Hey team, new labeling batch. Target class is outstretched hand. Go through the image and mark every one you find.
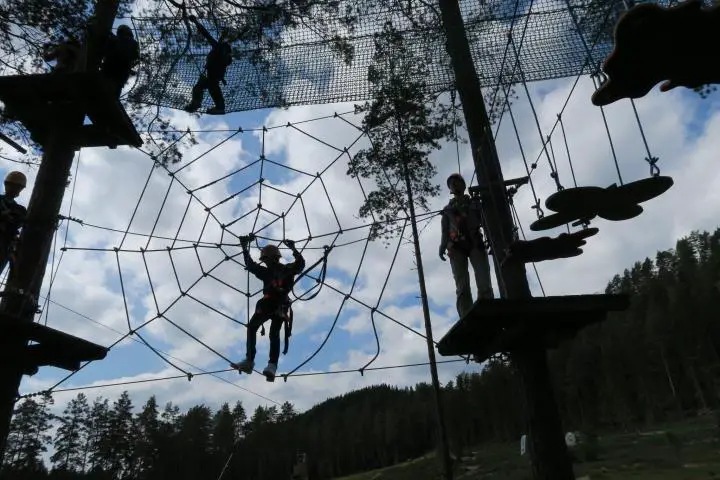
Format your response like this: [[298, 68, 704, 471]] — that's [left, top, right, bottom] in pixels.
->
[[283, 239, 296, 250], [439, 245, 446, 262], [239, 233, 255, 248]]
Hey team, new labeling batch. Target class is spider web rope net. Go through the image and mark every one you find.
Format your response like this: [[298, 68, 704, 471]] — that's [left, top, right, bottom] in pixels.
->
[[19, 108, 477, 399]]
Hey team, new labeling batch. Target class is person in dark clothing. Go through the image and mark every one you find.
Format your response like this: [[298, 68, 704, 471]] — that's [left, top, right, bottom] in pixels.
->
[[183, 15, 235, 115], [43, 37, 81, 73], [439, 173, 494, 318], [233, 236, 305, 381], [101, 24, 140, 98], [0, 171, 27, 277]]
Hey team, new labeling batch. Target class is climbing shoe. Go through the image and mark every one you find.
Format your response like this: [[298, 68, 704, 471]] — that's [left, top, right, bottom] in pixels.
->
[[232, 358, 254, 374], [206, 106, 225, 115], [262, 362, 277, 382]]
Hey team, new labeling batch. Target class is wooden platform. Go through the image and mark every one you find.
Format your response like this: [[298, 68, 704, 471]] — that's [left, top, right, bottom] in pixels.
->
[[0, 71, 142, 149], [437, 294, 630, 362], [1, 320, 108, 375]]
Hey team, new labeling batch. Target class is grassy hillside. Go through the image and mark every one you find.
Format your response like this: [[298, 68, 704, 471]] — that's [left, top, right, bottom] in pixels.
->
[[335, 415, 720, 479]]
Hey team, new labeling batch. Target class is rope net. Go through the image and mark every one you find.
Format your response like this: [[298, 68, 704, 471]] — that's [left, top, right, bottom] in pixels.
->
[[128, 0, 634, 113], [21, 108, 479, 399]]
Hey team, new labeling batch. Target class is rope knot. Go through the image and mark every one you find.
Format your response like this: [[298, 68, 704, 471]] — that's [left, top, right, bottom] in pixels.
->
[[645, 156, 660, 176], [531, 199, 544, 219]]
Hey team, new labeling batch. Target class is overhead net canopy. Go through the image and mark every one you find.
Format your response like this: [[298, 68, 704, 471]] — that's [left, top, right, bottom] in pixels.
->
[[128, 0, 659, 113]]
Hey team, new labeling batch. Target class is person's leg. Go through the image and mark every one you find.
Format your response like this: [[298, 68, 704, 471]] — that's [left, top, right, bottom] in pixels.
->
[[234, 304, 267, 373], [262, 316, 284, 380], [206, 76, 225, 113], [185, 75, 208, 112], [268, 316, 283, 365], [449, 251, 473, 318], [469, 246, 494, 300], [245, 313, 264, 362]]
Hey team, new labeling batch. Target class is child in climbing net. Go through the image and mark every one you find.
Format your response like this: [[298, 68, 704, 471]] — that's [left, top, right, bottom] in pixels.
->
[[232, 235, 305, 381]]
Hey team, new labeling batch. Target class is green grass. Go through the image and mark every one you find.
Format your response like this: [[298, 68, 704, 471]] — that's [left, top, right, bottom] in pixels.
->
[[334, 416, 720, 479]]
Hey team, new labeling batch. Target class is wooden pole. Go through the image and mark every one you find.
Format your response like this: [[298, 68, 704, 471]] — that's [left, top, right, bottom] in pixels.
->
[[0, 0, 120, 459], [436, 0, 574, 478]]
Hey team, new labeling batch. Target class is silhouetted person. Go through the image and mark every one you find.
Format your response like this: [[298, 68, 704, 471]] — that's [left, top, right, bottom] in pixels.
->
[[232, 237, 305, 381], [101, 24, 140, 98], [0, 171, 27, 277], [184, 15, 235, 115], [439, 173, 494, 318]]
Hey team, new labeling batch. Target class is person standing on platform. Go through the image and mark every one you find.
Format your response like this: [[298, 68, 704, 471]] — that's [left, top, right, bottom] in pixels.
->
[[0, 171, 27, 277], [100, 24, 140, 98], [439, 173, 494, 318]]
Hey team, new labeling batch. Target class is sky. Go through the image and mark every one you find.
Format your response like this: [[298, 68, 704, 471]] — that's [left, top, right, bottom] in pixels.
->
[[1, 0, 719, 434]]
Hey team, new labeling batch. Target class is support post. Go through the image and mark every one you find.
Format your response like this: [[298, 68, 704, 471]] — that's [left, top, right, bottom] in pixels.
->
[[437, 1, 574, 478], [0, 0, 120, 460], [388, 76, 454, 477], [400, 139, 454, 480]]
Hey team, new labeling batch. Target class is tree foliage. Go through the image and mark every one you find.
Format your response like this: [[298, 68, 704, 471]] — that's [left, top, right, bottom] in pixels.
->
[[347, 21, 461, 242], [0, 0, 351, 167]]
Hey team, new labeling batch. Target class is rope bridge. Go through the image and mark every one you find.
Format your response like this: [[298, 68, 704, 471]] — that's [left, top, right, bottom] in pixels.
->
[[128, 0, 638, 113]]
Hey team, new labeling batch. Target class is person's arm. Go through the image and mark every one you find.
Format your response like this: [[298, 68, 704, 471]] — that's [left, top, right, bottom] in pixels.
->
[[283, 239, 305, 274], [188, 15, 218, 47], [240, 236, 267, 279], [439, 210, 449, 260]]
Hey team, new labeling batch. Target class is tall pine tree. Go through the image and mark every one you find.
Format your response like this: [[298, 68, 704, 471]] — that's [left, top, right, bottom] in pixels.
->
[[50, 393, 90, 473]]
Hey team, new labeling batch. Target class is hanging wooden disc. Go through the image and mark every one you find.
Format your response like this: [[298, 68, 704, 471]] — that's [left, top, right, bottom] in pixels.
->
[[544, 186, 606, 214], [614, 176, 674, 204], [598, 202, 643, 221], [530, 210, 594, 232], [569, 227, 600, 241], [561, 248, 584, 259]]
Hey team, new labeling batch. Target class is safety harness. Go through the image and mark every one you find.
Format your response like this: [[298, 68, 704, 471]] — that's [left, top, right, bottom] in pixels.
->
[[445, 196, 482, 255], [258, 245, 333, 355]]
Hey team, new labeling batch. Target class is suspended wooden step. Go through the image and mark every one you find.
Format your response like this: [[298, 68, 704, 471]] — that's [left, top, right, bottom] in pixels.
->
[[506, 228, 599, 263], [1, 320, 107, 376], [530, 176, 673, 231], [0, 71, 142, 149], [593, 0, 720, 106], [436, 294, 629, 362], [468, 175, 530, 196]]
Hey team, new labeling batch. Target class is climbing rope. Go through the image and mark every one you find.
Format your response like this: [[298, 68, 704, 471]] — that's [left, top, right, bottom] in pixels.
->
[[591, 73, 624, 185]]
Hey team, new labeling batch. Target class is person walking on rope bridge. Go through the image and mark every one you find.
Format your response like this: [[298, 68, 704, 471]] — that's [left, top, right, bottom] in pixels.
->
[[183, 15, 236, 115], [0, 171, 27, 277], [233, 235, 305, 381], [100, 24, 140, 98], [439, 173, 494, 318]]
